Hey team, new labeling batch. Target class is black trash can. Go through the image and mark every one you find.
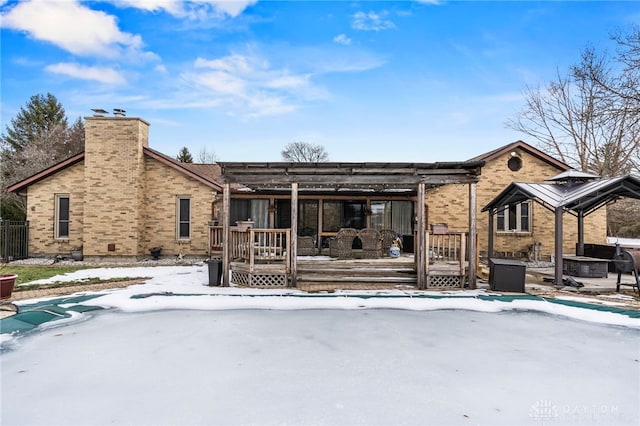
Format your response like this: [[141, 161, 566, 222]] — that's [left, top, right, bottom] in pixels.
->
[[206, 259, 223, 286], [489, 258, 526, 293]]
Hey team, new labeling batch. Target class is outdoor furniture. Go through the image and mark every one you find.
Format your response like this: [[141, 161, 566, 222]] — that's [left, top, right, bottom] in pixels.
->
[[379, 229, 396, 257], [298, 235, 317, 256], [358, 228, 383, 258], [329, 228, 358, 259]]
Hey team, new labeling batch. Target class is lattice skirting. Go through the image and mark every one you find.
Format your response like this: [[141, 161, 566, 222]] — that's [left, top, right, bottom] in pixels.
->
[[427, 275, 464, 288], [231, 271, 289, 288]]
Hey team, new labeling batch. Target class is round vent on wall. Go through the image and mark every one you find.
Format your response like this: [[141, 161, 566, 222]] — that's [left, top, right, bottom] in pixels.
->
[[508, 156, 522, 172]]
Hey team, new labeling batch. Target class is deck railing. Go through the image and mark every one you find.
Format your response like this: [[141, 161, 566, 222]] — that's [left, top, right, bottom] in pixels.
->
[[427, 232, 466, 262], [425, 232, 468, 288], [208, 224, 223, 258], [209, 225, 291, 264]]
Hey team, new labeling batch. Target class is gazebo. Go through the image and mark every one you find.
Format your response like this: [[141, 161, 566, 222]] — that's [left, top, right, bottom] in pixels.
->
[[483, 172, 640, 285]]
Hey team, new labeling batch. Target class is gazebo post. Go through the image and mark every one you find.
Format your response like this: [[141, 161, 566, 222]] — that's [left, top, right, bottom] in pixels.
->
[[222, 182, 230, 287], [577, 210, 585, 256], [290, 182, 298, 287], [468, 182, 477, 289], [487, 208, 494, 262], [554, 207, 563, 286]]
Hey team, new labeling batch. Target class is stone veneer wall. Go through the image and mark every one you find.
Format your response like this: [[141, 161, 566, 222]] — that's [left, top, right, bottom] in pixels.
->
[[26, 162, 85, 256], [83, 117, 148, 256], [426, 150, 607, 258], [140, 158, 213, 256]]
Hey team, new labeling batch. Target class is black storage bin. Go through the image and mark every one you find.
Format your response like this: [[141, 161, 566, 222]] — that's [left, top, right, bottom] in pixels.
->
[[206, 259, 223, 286], [489, 258, 526, 293]]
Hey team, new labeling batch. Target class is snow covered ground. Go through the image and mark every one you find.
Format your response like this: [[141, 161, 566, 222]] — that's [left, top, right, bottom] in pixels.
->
[[1, 264, 639, 425]]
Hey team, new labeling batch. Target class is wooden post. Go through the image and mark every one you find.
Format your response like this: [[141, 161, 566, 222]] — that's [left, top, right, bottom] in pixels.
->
[[290, 182, 298, 287], [416, 182, 426, 289], [554, 207, 563, 286], [222, 183, 230, 287], [467, 182, 477, 289]]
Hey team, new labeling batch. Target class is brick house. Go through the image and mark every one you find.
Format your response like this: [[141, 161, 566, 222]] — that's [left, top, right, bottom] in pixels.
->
[[7, 116, 221, 259], [6, 116, 606, 263], [427, 141, 607, 259]]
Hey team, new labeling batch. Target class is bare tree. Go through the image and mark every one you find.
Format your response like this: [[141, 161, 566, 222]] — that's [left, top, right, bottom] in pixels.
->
[[198, 147, 218, 163], [507, 62, 638, 177], [507, 28, 640, 236], [281, 141, 329, 162]]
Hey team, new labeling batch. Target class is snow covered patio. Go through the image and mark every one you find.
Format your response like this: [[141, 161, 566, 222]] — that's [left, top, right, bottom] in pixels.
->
[[1, 264, 639, 425]]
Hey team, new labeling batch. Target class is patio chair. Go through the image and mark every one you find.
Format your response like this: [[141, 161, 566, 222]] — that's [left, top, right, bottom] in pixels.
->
[[297, 235, 317, 256], [329, 228, 358, 259], [379, 229, 397, 257], [358, 228, 383, 259]]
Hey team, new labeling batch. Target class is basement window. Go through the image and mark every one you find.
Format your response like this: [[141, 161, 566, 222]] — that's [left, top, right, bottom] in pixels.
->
[[177, 196, 191, 240], [55, 194, 70, 239]]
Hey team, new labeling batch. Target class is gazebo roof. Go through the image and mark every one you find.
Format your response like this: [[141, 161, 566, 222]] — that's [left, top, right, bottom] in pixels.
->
[[218, 161, 485, 193], [482, 174, 640, 216]]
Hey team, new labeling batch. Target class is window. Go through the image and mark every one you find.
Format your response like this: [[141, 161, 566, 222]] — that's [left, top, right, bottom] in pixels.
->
[[177, 197, 191, 239], [370, 200, 413, 235], [496, 202, 531, 232], [231, 199, 269, 228], [55, 194, 70, 239]]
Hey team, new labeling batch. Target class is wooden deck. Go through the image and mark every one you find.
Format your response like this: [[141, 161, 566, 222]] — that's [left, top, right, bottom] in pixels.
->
[[213, 225, 469, 289], [297, 256, 418, 289]]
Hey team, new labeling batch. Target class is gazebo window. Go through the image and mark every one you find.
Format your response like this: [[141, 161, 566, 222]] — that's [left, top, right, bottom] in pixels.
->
[[497, 201, 530, 232]]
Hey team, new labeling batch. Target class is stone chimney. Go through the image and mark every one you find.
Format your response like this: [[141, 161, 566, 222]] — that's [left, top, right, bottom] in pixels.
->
[[83, 116, 150, 257]]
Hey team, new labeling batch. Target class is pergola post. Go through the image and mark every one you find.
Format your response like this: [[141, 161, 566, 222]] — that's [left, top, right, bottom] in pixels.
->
[[554, 207, 563, 286], [290, 182, 298, 287], [222, 182, 230, 287], [468, 183, 477, 289], [577, 210, 585, 256], [416, 182, 426, 289]]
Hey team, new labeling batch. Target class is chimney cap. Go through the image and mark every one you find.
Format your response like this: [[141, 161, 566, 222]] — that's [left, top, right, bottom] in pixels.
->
[[91, 108, 108, 117], [113, 108, 126, 117]]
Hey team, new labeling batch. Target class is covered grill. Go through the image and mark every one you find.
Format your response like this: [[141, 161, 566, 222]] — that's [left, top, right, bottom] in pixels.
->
[[613, 245, 640, 294]]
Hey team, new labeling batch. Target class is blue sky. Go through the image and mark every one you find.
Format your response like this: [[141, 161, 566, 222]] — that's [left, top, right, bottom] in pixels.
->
[[1, 1, 638, 162]]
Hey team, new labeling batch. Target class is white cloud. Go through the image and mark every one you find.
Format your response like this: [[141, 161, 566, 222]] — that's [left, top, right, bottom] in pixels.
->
[[112, 0, 257, 19], [1, 0, 155, 60], [45, 63, 127, 85], [180, 52, 322, 117], [352, 11, 396, 32], [333, 34, 352, 45]]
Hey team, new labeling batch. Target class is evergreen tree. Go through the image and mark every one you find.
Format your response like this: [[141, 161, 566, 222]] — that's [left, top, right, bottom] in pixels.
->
[[2, 93, 68, 152], [176, 147, 194, 163], [0, 93, 84, 220]]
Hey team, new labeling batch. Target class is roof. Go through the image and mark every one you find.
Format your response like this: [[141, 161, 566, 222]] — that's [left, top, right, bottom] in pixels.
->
[[218, 161, 485, 193], [482, 174, 640, 216], [6, 148, 222, 194], [5, 152, 85, 194], [143, 147, 221, 190], [469, 140, 570, 171]]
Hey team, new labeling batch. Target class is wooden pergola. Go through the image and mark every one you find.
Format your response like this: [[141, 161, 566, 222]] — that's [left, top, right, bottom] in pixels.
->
[[218, 161, 484, 289]]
